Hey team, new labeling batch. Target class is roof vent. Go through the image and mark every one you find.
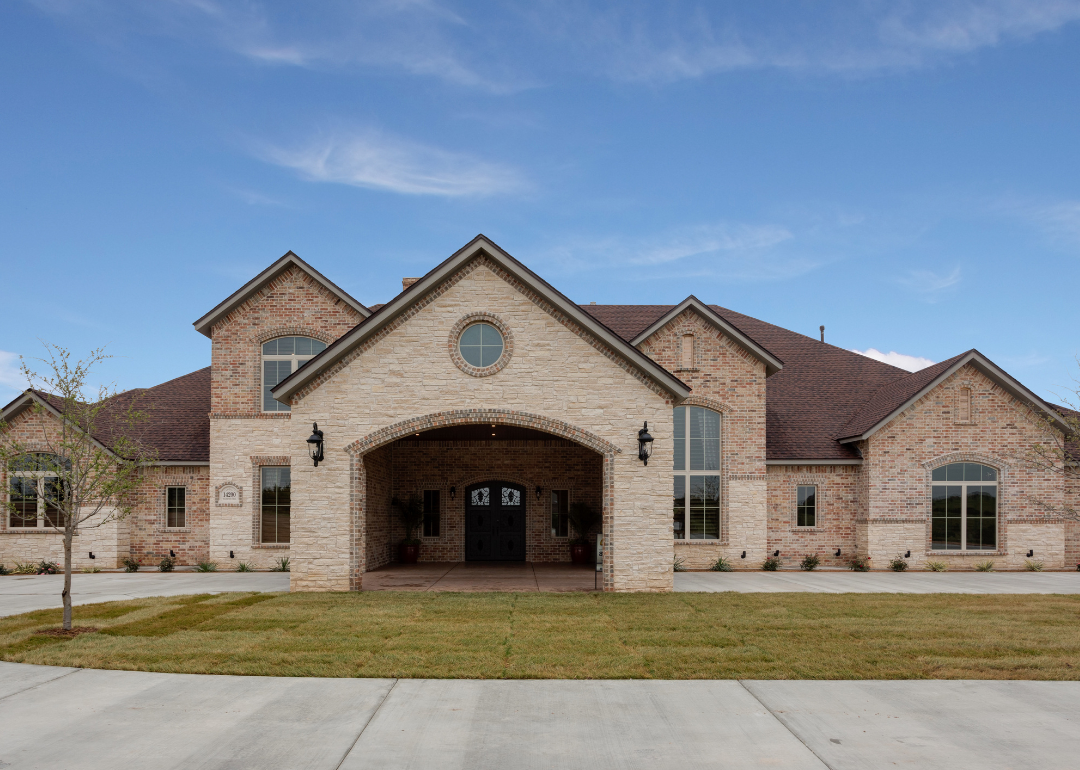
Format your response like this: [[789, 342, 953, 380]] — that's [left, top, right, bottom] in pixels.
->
[[402, 278, 420, 291], [589, 301, 597, 305], [819, 325, 825, 343]]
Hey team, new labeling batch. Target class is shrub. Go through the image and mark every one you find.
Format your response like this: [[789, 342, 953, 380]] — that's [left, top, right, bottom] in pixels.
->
[[800, 554, 820, 571], [889, 555, 908, 572], [710, 556, 733, 572], [122, 557, 140, 573], [270, 557, 290, 573], [196, 560, 218, 573], [13, 562, 37, 575], [80, 566, 101, 573], [974, 560, 995, 572], [761, 556, 781, 571], [673, 555, 686, 572], [1025, 559, 1044, 572], [37, 560, 61, 575], [848, 555, 871, 572], [926, 560, 947, 572], [158, 556, 175, 572], [236, 561, 255, 572], [0, 564, 10, 576]]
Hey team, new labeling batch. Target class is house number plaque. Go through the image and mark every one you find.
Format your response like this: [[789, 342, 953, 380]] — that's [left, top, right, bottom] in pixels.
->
[[217, 484, 242, 507]]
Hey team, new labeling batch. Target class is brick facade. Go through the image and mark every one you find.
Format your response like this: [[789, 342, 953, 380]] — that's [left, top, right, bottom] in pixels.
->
[[3, 242, 1074, 582]]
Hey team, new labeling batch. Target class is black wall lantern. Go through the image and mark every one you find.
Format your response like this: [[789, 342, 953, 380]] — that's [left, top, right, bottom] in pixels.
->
[[307, 422, 325, 467], [450, 486, 456, 500], [637, 422, 654, 465], [535, 485, 542, 500]]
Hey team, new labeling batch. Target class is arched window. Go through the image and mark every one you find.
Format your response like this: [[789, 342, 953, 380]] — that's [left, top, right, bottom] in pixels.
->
[[262, 337, 327, 412], [931, 462, 997, 551], [672, 406, 721, 540], [7, 453, 70, 529]]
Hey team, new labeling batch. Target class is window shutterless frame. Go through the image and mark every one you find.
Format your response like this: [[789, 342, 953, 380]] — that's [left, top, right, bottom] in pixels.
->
[[6, 454, 69, 528], [423, 490, 441, 538], [551, 489, 569, 538], [931, 462, 998, 551], [672, 406, 721, 540], [261, 337, 327, 412], [260, 467, 291, 544], [166, 486, 187, 529], [796, 485, 817, 528]]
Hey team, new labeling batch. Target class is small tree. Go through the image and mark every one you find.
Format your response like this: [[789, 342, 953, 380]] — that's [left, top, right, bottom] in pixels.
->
[[0, 344, 153, 630], [1016, 363, 1080, 522]]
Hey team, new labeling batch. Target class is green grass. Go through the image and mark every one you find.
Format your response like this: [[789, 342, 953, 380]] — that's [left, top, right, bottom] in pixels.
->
[[2, 592, 1079, 680]]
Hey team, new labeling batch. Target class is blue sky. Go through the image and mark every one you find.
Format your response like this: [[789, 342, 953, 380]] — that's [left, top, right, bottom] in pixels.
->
[[2, 1, 1079, 405]]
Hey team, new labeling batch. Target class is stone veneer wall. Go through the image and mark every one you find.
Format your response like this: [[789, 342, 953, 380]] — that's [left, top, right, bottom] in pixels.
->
[[378, 438, 603, 564], [288, 257, 674, 592], [638, 308, 770, 569], [764, 464, 860, 569], [128, 465, 210, 567], [863, 364, 1067, 569]]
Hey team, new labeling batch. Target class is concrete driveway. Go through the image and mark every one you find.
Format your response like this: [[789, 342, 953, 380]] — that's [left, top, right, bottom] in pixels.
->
[[675, 570, 1080, 593], [1, 662, 1077, 769], [0, 572, 290, 617]]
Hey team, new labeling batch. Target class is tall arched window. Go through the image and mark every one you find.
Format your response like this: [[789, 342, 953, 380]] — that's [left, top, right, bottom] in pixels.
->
[[673, 406, 721, 540], [931, 462, 997, 551], [262, 337, 327, 412], [7, 453, 70, 528]]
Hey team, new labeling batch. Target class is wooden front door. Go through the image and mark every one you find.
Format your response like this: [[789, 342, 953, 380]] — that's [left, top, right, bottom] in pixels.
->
[[465, 482, 526, 561]]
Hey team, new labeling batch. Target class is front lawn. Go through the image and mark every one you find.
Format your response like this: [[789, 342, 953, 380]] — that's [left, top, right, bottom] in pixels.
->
[[2, 591, 1078, 679]]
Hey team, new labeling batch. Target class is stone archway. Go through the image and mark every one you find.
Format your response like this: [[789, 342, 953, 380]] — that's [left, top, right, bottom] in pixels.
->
[[345, 409, 620, 590]]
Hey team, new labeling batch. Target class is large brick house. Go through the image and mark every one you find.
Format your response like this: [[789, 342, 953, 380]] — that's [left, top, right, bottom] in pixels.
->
[[2, 235, 1076, 590]]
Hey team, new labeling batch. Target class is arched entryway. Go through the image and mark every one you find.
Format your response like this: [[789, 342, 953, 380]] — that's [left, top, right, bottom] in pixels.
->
[[465, 481, 526, 561]]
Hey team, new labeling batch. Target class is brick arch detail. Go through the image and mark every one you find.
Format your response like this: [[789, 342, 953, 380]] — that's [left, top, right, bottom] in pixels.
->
[[678, 395, 734, 414], [921, 452, 1009, 472], [345, 409, 620, 591], [251, 326, 337, 346]]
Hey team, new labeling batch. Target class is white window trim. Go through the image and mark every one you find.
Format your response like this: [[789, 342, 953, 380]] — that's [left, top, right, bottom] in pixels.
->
[[673, 406, 722, 541]]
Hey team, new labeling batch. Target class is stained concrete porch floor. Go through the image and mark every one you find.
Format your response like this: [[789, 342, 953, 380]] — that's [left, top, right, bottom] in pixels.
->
[[361, 561, 601, 592]]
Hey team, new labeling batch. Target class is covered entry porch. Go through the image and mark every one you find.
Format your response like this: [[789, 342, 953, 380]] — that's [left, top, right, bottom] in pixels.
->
[[363, 561, 600, 592]]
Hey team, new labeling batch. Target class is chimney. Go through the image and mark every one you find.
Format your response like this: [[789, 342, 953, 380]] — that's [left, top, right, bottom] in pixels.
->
[[402, 278, 420, 292], [819, 325, 825, 343]]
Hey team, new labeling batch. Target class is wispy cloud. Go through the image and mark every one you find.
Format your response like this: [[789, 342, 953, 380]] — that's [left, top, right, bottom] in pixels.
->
[[540, 221, 821, 282], [1028, 200, 1080, 246], [256, 130, 525, 197], [852, 348, 936, 372], [898, 266, 962, 300], [530, 0, 1080, 82]]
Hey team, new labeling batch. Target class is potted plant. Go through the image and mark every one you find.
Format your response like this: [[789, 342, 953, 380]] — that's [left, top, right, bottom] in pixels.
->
[[392, 494, 424, 564], [567, 501, 598, 565]]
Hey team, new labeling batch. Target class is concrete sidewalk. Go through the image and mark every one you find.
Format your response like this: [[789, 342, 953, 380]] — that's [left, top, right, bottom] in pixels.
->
[[0, 572, 290, 617], [0, 662, 1077, 769], [675, 570, 1080, 593]]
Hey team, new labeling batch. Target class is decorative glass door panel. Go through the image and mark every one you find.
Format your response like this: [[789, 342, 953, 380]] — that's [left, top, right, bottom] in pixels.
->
[[465, 482, 526, 561]]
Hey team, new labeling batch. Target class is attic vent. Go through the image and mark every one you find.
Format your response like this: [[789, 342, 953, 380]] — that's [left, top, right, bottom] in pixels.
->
[[402, 277, 420, 291], [681, 335, 694, 369], [958, 387, 972, 423]]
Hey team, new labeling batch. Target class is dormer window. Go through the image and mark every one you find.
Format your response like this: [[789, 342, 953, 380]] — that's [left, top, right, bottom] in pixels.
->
[[262, 336, 327, 412]]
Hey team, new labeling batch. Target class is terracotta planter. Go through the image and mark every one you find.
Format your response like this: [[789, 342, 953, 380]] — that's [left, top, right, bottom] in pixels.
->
[[399, 543, 420, 564], [570, 543, 589, 565]]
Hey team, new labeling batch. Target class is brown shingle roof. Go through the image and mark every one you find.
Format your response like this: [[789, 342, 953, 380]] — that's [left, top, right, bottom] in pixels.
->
[[13, 368, 211, 463], [583, 304, 915, 461]]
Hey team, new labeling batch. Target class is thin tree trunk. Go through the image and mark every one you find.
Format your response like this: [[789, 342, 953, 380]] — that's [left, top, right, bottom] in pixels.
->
[[62, 530, 73, 631]]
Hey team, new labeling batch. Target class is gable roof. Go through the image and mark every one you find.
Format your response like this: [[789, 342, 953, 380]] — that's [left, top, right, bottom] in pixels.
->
[[1, 368, 211, 464], [629, 295, 783, 376], [272, 235, 692, 403], [835, 349, 1070, 443], [192, 251, 370, 338], [584, 304, 919, 461]]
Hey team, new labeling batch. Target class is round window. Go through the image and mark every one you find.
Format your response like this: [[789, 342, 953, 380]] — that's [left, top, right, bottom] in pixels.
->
[[458, 322, 504, 368]]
